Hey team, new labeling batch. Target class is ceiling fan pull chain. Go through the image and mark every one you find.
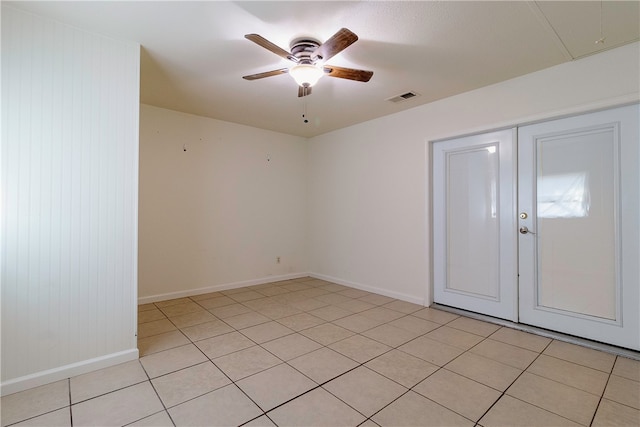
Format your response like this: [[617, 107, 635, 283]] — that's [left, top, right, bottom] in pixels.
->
[[302, 99, 309, 124], [595, 0, 606, 44]]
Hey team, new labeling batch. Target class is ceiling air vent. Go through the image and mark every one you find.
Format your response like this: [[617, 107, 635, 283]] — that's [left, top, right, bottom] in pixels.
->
[[386, 91, 419, 103]]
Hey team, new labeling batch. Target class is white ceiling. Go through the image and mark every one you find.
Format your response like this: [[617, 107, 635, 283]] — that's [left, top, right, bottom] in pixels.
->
[[7, 1, 639, 138]]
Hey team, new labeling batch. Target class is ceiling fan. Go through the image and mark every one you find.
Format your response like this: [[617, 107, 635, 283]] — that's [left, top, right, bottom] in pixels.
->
[[242, 28, 373, 97]]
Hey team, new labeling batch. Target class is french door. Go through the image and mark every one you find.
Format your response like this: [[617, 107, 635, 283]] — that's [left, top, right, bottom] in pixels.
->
[[432, 129, 518, 321], [518, 104, 639, 350], [433, 104, 639, 350]]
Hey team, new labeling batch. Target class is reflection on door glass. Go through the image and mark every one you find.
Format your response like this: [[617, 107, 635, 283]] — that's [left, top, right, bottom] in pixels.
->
[[538, 172, 590, 218]]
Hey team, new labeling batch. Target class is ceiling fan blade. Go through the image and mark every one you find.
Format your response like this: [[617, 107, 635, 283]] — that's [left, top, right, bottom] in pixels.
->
[[312, 28, 358, 63], [245, 34, 298, 63], [242, 68, 289, 80], [298, 86, 312, 97], [323, 65, 373, 82]]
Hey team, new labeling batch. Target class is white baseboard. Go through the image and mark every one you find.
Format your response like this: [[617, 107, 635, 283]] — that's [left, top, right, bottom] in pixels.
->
[[1, 348, 139, 397], [138, 272, 310, 304], [138, 272, 425, 307], [309, 272, 426, 306]]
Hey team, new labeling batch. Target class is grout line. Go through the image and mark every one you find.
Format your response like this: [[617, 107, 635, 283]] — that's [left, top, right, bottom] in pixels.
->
[[169, 335, 270, 420], [406, 341, 491, 424], [474, 332, 614, 425], [588, 357, 616, 427], [3, 406, 70, 427], [501, 394, 587, 426], [472, 337, 552, 424], [67, 378, 73, 427], [66, 378, 151, 406], [123, 409, 175, 427]]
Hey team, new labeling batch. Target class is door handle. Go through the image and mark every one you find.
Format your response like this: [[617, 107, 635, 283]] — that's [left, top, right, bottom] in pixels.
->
[[519, 226, 536, 235]]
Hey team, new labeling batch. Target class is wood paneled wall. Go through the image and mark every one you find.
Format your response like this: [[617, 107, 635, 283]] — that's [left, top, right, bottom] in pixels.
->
[[1, 6, 140, 395]]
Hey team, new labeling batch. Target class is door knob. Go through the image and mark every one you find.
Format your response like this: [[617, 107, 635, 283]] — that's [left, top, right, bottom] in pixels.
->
[[519, 226, 535, 235]]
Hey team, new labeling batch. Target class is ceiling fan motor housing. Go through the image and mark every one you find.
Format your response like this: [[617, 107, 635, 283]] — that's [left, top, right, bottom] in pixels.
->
[[290, 38, 322, 64]]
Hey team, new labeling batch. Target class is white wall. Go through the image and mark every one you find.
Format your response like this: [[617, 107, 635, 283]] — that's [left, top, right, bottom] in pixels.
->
[[307, 42, 640, 305], [138, 105, 308, 301], [138, 43, 639, 306], [1, 6, 140, 395]]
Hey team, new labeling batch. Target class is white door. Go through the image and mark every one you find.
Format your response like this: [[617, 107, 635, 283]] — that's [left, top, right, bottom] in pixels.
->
[[433, 129, 518, 321], [518, 104, 639, 350]]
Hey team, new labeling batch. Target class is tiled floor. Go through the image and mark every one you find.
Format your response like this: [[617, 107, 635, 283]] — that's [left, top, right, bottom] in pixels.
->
[[2, 277, 639, 426]]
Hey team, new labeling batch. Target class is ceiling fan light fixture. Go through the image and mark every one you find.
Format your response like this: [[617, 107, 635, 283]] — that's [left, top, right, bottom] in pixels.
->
[[289, 64, 324, 87]]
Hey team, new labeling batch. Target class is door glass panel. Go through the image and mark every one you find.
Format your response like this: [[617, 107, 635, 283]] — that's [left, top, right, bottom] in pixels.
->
[[446, 144, 499, 299], [536, 128, 617, 320]]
